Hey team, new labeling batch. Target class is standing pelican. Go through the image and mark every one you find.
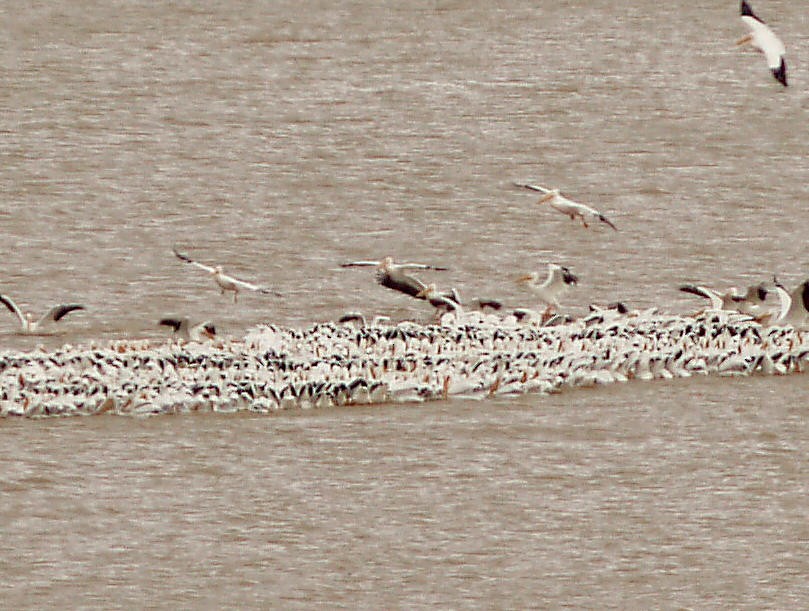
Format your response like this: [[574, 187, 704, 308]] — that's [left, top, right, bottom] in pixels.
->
[[737, 0, 787, 86], [340, 256, 448, 299], [517, 263, 578, 312], [173, 246, 282, 303], [0, 294, 84, 334], [514, 183, 617, 230]]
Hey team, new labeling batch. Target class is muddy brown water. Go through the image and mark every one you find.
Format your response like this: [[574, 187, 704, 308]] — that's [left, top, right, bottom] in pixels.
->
[[2, 0, 808, 607]]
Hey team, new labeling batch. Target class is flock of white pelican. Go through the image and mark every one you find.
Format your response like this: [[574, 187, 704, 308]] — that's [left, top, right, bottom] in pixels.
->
[[0, 239, 807, 418], [0, 1, 797, 418], [2, 306, 807, 418]]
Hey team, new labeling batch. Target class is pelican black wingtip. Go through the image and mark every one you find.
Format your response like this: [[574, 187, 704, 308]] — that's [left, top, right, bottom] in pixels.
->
[[772, 59, 788, 87], [740, 0, 756, 19]]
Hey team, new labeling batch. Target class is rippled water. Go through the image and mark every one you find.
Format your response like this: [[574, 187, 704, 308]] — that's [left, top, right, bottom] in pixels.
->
[[2, 0, 808, 607]]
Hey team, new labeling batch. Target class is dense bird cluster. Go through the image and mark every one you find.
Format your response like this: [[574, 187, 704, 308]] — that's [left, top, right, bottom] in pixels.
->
[[2, 307, 807, 418]]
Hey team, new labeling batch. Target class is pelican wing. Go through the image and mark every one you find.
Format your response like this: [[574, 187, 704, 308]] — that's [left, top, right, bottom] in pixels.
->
[[258, 287, 283, 297], [0, 294, 25, 326], [679, 285, 723, 310], [159, 318, 185, 332], [513, 182, 552, 194], [173, 246, 216, 273], [799, 282, 809, 313], [229, 276, 280, 296], [41, 303, 84, 324], [338, 312, 367, 326], [475, 298, 503, 311], [771, 283, 792, 323], [340, 260, 447, 271], [378, 271, 426, 298], [744, 16, 786, 65], [785, 281, 809, 322], [597, 213, 618, 231], [397, 263, 450, 271], [340, 260, 381, 268], [222, 273, 263, 292]]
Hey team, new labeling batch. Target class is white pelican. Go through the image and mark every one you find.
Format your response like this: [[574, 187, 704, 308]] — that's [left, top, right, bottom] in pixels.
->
[[517, 263, 578, 312], [173, 246, 282, 303], [737, 0, 787, 86], [159, 317, 217, 341], [514, 183, 617, 230], [340, 256, 448, 300], [679, 283, 768, 315], [0, 294, 85, 334]]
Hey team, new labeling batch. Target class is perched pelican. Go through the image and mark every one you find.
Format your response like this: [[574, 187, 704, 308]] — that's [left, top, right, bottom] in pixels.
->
[[0, 294, 84, 334], [173, 246, 282, 303], [770, 277, 809, 327], [737, 0, 787, 86], [517, 263, 578, 312], [159, 317, 217, 341], [340, 256, 448, 300], [514, 183, 617, 230], [679, 283, 768, 315]]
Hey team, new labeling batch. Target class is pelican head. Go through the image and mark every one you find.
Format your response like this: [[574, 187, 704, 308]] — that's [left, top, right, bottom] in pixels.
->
[[379, 257, 394, 271], [516, 273, 536, 285], [200, 323, 217, 339], [212, 265, 223, 275], [753, 284, 768, 302]]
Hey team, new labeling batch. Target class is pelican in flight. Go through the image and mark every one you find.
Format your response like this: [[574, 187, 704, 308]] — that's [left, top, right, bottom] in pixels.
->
[[340, 256, 449, 300], [679, 283, 768, 315], [0, 294, 84, 334], [737, 0, 787, 86], [517, 263, 578, 312], [159, 317, 217, 341], [173, 246, 282, 303], [514, 183, 617, 230]]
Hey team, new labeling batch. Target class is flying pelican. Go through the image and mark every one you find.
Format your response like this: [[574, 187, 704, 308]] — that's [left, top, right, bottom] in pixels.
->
[[517, 263, 578, 313], [340, 256, 448, 300], [679, 283, 768, 315], [514, 183, 617, 230], [173, 246, 282, 303], [769, 277, 809, 327], [159, 317, 217, 341], [737, 0, 787, 86], [0, 294, 84, 334], [680, 284, 769, 315]]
